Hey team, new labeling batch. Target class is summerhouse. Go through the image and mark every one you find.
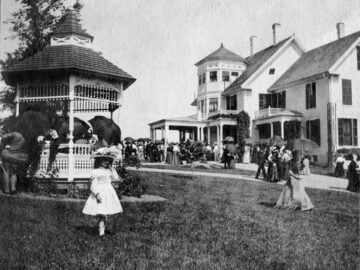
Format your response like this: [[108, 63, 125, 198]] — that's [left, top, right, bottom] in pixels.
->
[[1, 9, 135, 181]]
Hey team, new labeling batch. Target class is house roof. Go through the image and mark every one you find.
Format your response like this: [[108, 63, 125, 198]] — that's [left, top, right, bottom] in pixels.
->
[[223, 36, 292, 95], [2, 45, 136, 88], [195, 43, 246, 66], [52, 10, 93, 40], [271, 31, 360, 89]]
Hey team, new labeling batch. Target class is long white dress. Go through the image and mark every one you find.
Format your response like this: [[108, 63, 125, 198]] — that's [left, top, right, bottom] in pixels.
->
[[275, 171, 314, 211], [242, 145, 251, 163], [82, 168, 123, 216]]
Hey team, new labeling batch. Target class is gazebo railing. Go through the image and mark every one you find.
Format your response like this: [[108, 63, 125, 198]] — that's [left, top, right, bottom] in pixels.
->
[[40, 144, 124, 179]]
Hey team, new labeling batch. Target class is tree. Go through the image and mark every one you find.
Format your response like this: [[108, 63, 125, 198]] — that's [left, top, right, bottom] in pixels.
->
[[236, 111, 250, 160], [0, 0, 83, 123]]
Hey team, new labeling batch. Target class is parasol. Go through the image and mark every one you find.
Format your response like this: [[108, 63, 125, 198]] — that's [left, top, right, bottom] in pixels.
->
[[244, 137, 255, 145], [89, 116, 121, 145], [269, 135, 286, 147], [223, 136, 235, 143], [292, 138, 319, 153]]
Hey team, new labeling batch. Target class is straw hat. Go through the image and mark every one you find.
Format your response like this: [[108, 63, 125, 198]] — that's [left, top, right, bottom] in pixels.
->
[[91, 147, 121, 161]]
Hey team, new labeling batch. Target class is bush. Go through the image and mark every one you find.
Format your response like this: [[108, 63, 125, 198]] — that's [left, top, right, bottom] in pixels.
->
[[116, 163, 147, 198]]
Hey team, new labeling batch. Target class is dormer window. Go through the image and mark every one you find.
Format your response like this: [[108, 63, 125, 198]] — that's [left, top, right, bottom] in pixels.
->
[[222, 71, 230, 82], [210, 71, 217, 82], [269, 68, 275, 75]]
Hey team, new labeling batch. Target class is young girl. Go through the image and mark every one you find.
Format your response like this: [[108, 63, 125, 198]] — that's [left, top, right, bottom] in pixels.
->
[[82, 150, 122, 236], [275, 159, 314, 211]]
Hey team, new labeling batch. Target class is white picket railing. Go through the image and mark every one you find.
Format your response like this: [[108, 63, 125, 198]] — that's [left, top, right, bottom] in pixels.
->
[[39, 144, 120, 179], [255, 107, 286, 119]]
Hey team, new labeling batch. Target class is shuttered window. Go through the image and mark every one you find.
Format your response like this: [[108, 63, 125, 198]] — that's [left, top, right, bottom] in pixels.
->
[[338, 119, 358, 146], [342, 79, 352, 105], [306, 119, 321, 146], [306, 82, 316, 109]]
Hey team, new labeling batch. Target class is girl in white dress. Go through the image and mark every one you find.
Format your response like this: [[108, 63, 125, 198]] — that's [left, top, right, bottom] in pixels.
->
[[83, 153, 123, 236]]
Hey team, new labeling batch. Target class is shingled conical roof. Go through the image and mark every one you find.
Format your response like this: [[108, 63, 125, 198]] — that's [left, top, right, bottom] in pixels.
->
[[52, 9, 93, 40], [2, 10, 136, 89], [195, 43, 245, 66]]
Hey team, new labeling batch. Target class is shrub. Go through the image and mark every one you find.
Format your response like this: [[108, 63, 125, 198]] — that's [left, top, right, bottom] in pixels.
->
[[116, 163, 147, 198]]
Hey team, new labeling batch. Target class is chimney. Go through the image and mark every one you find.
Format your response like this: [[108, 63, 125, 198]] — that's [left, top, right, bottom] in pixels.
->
[[336, 22, 345, 39], [272, 23, 281, 45], [250, 36, 257, 56]]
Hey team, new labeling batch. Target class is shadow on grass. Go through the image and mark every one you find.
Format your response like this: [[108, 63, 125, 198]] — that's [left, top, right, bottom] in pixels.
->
[[259, 201, 276, 208], [75, 224, 98, 236]]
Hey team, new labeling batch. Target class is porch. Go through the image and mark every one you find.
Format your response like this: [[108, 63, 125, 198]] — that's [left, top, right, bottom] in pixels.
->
[[254, 108, 303, 140]]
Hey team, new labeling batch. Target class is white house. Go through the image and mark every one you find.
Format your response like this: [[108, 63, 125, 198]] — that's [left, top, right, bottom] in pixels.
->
[[149, 23, 360, 165]]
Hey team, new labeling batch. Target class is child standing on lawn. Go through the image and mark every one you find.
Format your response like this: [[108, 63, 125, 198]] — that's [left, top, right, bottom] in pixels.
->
[[83, 149, 122, 237]]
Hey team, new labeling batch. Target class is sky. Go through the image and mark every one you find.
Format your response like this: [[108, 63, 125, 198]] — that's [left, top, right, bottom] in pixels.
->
[[1, 0, 360, 139]]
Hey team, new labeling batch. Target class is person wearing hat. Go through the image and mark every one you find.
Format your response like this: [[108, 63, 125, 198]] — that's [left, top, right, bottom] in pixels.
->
[[82, 148, 123, 236]]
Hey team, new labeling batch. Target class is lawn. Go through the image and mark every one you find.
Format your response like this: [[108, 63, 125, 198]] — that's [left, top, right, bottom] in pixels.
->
[[0, 172, 358, 269]]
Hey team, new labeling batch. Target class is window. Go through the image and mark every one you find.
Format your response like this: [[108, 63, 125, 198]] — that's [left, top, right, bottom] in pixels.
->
[[269, 68, 275, 75], [306, 82, 316, 109], [342, 79, 352, 105], [338, 118, 358, 146], [258, 91, 286, 109], [210, 71, 217, 82], [200, 100, 206, 113], [306, 119, 321, 146], [202, 73, 206, 84], [273, 122, 281, 136], [357, 46, 360, 70], [198, 75, 202, 86], [226, 95, 237, 110], [257, 123, 271, 139], [259, 94, 267, 109], [209, 98, 218, 112], [222, 71, 230, 82], [231, 71, 239, 76]]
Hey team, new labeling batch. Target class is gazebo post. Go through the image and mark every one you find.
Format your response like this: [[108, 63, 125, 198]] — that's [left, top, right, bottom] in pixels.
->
[[15, 82, 20, 116], [68, 75, 75, 182]]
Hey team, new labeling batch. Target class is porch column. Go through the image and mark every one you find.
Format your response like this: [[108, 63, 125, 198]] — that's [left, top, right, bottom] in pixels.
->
[[68, 75, 75, 182], [280, 120, 284, 139], [149, 127, 153, 140], [207, 126, 211, 144], [197, 127, 201, 141], [270, 122, 274, 137], [15, 83, 20, 116], [164, 123, 169, 160], [219, 123, 223, 157], [117, 83, 123, 141]]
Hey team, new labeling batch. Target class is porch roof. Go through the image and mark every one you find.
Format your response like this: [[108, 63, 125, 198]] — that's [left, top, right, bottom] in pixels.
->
[[149, 114, 202, 126], [254, 109, 302, 123]]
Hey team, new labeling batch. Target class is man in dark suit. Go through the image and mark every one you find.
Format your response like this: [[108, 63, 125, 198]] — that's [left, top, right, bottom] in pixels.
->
[[255, 146, 267, 179]]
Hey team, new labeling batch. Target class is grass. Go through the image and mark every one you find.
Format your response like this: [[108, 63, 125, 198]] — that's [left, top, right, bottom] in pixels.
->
[[0, 172, 359, 269]]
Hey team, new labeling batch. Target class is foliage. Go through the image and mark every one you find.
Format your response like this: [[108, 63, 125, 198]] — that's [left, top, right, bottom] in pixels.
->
[[0, 0, 83, 109], [116, 163, 147, 198], [236, 111, 250, 160]]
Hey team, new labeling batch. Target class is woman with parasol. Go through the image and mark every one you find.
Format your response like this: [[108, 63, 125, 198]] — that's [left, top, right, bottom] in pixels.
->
[[275, 154, 314, 211]]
